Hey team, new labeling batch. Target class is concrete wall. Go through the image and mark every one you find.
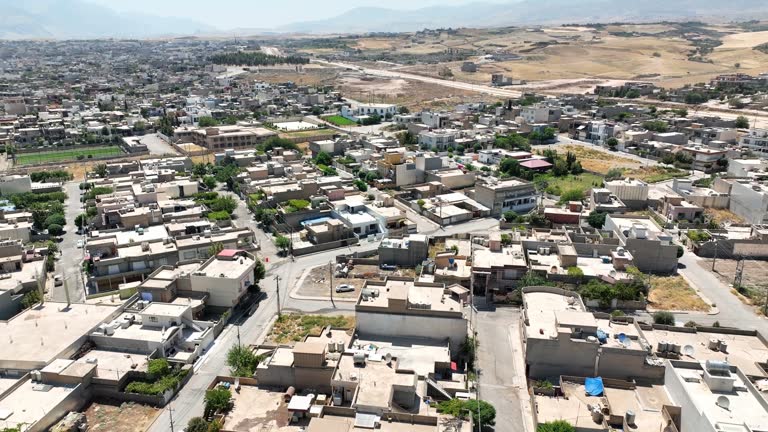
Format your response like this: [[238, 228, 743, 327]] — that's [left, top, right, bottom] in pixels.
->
[[730, 182, 768, 224], [625, 238, 679, 274], [356, 311, 467, 355], [29, 383, 87, 432], [526, 334, 598, 379], [598, 347, 664, 382]]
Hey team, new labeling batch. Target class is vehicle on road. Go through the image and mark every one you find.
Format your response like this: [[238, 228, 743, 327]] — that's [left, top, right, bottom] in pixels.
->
[[76, 239, 84, 248], [336, 284, 354, 293], [54, 275, 63, 286]]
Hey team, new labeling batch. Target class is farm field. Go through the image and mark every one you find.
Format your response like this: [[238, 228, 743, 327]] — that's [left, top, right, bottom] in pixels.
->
[[321, 115, 357, 126], [15, 146, 123, 165]]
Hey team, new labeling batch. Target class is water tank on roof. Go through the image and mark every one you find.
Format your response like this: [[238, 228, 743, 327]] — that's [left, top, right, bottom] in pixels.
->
[[706, 360, 730, 373]]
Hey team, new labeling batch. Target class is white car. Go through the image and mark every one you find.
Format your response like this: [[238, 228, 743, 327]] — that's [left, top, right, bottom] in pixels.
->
[[335, 284, 354, 293], [76, 239, 84, 248]]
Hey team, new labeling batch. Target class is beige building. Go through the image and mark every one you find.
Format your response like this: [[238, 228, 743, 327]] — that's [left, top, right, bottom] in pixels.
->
[[190, 125, 277, 150], [189, 250, 256, 308]]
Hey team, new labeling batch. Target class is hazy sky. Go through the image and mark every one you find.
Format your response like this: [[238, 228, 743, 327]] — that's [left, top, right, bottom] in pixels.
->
[[83, 0, 496, 29]]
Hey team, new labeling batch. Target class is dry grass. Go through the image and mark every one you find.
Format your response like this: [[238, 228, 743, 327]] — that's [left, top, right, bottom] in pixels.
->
[[268, 314, 355, 344], [624, 166, 689, 183], [555, 145, 641, 174], [647, 275, 710, 312], [705, 208, 745, 225]]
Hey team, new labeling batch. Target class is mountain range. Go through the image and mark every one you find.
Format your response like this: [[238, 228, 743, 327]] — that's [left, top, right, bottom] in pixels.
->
[[2, 0, 768, 39]]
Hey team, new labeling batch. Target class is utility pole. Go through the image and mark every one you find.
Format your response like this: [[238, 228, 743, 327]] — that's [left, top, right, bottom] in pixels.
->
[[733, 258, 744, 289], [329, 261, 335, 308], [712, 240, 718, 271], [168, 401, 175, 432], [274, 275, 282, 317]]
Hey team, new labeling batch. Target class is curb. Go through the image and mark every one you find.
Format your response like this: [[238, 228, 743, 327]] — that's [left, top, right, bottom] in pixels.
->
[[677, 271, 720, 316]]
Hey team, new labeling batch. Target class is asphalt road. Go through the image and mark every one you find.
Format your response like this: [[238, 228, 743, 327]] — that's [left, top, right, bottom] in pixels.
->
[[51, 181, 88, 303], [474, 305, 531, 432]]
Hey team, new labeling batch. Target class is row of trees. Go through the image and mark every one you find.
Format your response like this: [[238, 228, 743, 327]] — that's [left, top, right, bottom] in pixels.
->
[[209, 51, 309, 66]]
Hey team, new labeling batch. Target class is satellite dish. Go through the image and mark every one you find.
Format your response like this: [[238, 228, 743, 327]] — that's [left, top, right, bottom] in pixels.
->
[[683, 345, 695, 356], [716, 396, 731, 410], [618, 333, 627, 343], [385, 353, 392, 364], [622, 339, 632, 348]]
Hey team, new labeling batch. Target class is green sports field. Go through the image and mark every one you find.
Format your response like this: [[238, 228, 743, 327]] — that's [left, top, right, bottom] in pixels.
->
[[322, 115, 357, 126], [15, 146, 124, 165]]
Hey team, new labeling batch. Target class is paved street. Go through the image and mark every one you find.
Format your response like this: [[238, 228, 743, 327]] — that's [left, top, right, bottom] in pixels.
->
[[52, 181, 88, 303], [474, 305, 531, 432]]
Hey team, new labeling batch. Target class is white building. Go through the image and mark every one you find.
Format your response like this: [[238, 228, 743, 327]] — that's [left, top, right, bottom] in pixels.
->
[[341, 103, 397, 122], [739, 129, 768, 155]]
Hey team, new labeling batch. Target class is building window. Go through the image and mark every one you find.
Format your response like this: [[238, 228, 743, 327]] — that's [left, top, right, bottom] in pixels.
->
[[148, 316, 158, 323]]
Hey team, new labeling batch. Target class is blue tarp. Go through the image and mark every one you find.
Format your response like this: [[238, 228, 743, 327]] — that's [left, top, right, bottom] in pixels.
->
[[596, 329, 608, 344], [585, 377, 604, 396]]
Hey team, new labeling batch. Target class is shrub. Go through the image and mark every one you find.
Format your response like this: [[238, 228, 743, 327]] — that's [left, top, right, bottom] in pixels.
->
[[684, 320, 698, 328], [186, 417, 209, 432], [653, 311, 675, 326], [147, 358, 170, 379], [587, 211, 607, 229], [44, 214, 66, 228], [610, 310, 625, 318], [535, 379, 554, 390], [538, 420, 576, 432], [226, 345, 264, 377], [207, 211, 231, 221]]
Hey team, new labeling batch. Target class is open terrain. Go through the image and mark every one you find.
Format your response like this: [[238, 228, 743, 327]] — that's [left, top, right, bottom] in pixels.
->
[[647, 275, 710, 312], [295, 22, 768, 96]]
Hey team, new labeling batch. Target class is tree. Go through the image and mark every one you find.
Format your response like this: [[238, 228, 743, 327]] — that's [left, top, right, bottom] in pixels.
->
[[465, 400, 496, 428], [677, 245, 685, 258], [192, 163, 210, 177], [74, 213, 88, 229], [353, 179, 368, 192], [653, 311, 675, 325], [643, 120, 669, 133], [735, 115, 750, 129], [503, 211, 518, 222], [314, 151, 333, 166], [253, 260, 266, 282], [198, 116, 220, 127], [499, 158, 521, 176], [606, 137, 619, 150], [417, 199, 426, 208], [205, 387, 232, 415], [93, 164, 108, 178], [44, 214, 66, 228], [227, 345, 263, 377], [275, 235, 291, 254], [203, 176, 217, 190], [587, 211, 607, 229], [47, 224, 63, 236], [537, 420, 576, 432], [210, 196, 238, 214], [186, 417, 210, 432]]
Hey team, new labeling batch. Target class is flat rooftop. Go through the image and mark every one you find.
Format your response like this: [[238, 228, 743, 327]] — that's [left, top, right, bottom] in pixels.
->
[[75, 349, 148, 381], [0, 302, 118, 369], [671, 362, 768, 430], [524, 291, 586, 339], [334, 354, 416, 410], [536, 381, 670, 432], [197, 255, 254, 279], [643, 329, 768, 377], [359, 280, 463, 314], [352, 336, 450, 377], [307, 415, 448, 432], [142, 302, 189, 318], [0, 378, 77, 430], [473, 243, 527, 269]]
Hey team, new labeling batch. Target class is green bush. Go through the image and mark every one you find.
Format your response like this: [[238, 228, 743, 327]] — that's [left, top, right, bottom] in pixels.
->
[[207, 211, 231, 221], [47, 224, 64, 236], [125, 367, 188, 395], [226, 345, 265, 377], [537, 420, 576, 432], [653, 311, 675, 326], [147, 358, 170, 379]]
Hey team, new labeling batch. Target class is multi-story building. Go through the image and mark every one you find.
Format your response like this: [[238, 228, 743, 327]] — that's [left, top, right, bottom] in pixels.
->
[[473, 178, 538, 217], [520, 104, 561, 125], [739, 128, 768, 155], [190, 125, 277, 151], [682, 146, 728, 173], [418, 129, 458, 150]]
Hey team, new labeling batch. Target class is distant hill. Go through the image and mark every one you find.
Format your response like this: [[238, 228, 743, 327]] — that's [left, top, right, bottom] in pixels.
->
[[278, 0, 768, 34], [0, 0, 213, 39]]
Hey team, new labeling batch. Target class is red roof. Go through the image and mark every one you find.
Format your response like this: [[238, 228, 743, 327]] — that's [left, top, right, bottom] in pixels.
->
[[217, 249, 241, 258], [520, 159, 553, 169]]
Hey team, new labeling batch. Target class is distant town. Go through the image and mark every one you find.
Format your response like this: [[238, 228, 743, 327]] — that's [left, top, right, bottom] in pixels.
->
[[2, 34, 768, 432]]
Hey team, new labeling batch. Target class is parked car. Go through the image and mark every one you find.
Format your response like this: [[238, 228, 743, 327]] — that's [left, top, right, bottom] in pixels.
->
[[335, 284, 354, 293], [54, 275, 63, 286], [76, 239, 84, 248]]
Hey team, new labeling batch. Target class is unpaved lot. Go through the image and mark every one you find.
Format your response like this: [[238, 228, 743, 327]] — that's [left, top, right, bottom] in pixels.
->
[[701, 258, 768, 310], [296, 263, 415, 299], [84, 400, 159, 432]]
